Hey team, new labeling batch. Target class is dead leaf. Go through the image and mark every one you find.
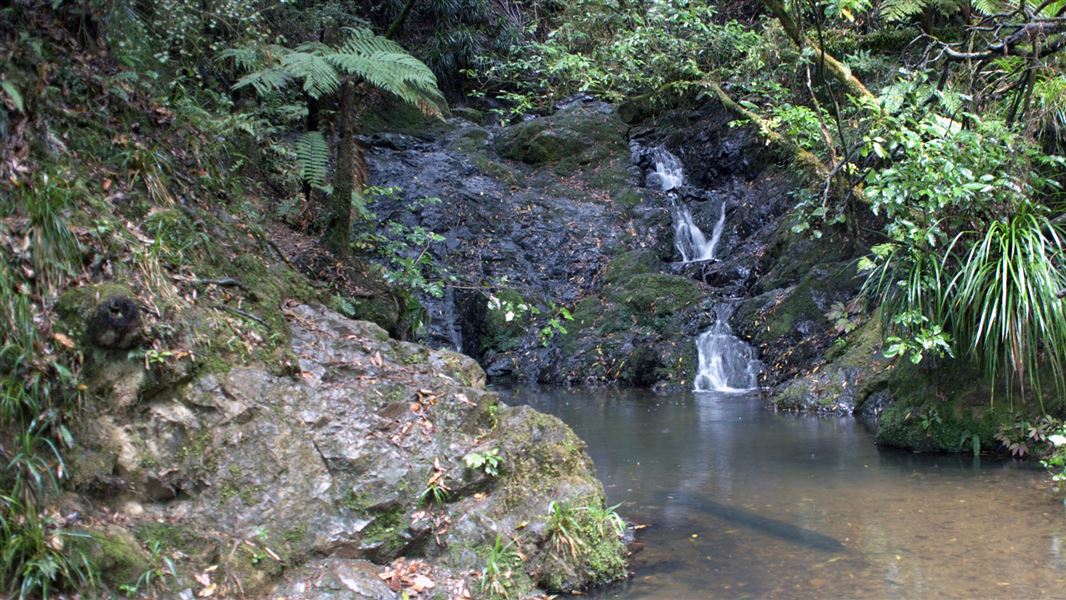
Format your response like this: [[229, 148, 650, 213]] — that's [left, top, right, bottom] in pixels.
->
[[53, 332, 76, 349]]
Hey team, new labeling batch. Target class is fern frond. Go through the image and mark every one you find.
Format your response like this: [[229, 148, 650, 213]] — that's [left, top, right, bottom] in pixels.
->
[[295, 131, 330, 189], [880, 0, 962, 21], [281, 51, 340, 99], [970, 0, 1008, 15], [232, 67, 292, 97], [217, 46, 260, 72]]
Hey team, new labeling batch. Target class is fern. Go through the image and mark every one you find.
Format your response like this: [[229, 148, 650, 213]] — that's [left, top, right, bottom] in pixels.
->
[[295, 131, 330, 189], [879, 0, 961, 21], [281, 52, 339, 99], [226, 28, 446, 115], [233, 66, 292, 97]]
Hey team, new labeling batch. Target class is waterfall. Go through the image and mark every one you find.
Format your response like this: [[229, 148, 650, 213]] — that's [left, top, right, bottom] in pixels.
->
[[694, 305, 762, 393], [673, 200, 726, 263], [651, 147, 685, 191], [649, 148, 724, 263], [645, 145, 761, 392]]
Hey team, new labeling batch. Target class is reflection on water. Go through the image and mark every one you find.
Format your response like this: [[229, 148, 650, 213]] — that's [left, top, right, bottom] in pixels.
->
[[498, 386, 1066, 599]]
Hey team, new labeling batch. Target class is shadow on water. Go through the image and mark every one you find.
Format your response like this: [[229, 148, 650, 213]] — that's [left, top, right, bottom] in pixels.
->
[[654, 492, 846, 553]]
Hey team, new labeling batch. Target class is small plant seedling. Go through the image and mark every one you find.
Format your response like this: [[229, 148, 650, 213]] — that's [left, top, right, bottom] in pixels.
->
[[463, 448, 502, 477]]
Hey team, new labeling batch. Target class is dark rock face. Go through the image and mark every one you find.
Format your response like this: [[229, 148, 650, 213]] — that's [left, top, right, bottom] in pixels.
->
[[70, 304, 625, 596], [87, 295, 142, 349], [362, 98, 802, 390]]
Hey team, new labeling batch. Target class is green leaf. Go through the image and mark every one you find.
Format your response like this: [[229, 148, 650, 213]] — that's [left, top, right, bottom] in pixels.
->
[[1, 80, 24, 113]]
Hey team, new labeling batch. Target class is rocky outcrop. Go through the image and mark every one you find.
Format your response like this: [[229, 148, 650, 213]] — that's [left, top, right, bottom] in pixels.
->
[[68, 304, 626, 597]]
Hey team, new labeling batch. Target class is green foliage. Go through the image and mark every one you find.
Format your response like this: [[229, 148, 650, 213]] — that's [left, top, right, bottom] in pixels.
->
[[878, 0, 962, 22], [859, 88, 1066, 402], [1040, 430, 1066, 482], [463, 448, 502, 477], [482, 0, 763, 114], [0, 498, 96, 600], [479, 534, 523, 599], [230, 29, 446, 115], [294, 131, 330, 190], [116, 539, 176, 596], [995, 415, 1061, 459], [0, 174, 95, 597]]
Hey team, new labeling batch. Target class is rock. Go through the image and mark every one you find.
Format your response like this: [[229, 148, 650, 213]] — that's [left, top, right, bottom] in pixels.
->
[[495, 103, 628, 167], [270, 558, 398, 599], [87, 295, 142, 349], [73, 304, 626, 596]]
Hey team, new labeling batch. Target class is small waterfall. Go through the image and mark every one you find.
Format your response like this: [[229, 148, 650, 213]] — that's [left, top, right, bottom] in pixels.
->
[[650, 147, 685, 191], [694, 305, 762, 393], [674, 200, 726, 263], [649, 148, 724, 263]]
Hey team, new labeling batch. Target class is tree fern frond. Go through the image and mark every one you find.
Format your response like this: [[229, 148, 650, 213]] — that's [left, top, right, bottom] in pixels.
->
[[295, 131, 330, 189], [232, 67, 292, 96], [879, 0, 961, 21], [281, 51, 340, 99], [880, 0, 929, 21], [970, 0, 1008, 15], [217, 46, 260, 72], [326, 42, 447, 116]]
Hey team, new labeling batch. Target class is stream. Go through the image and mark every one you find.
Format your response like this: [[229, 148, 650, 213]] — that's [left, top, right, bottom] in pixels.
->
[[499, 386, 1066, 598]]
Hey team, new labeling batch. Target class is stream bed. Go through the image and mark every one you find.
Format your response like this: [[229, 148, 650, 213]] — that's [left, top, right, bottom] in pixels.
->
[[499, 386, 1066, 598]]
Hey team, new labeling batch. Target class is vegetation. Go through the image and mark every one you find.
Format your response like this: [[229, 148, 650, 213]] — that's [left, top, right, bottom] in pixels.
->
[[4, 0, 1066, 593]]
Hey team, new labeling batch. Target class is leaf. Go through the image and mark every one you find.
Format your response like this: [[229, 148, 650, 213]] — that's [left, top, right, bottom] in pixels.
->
[[1, 80, 24, 112]]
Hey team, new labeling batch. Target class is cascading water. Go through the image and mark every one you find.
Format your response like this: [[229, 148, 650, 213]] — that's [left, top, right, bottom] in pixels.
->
[[694, 305, 762, 392], [674, 200, 726, 263], [650, 147, 685, 191], [649, 148, 725, 263]]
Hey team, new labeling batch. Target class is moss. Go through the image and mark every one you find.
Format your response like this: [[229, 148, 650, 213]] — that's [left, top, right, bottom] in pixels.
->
[[495, 106, 628, 167], [70, 526, 149, 589], [55, 282, 137, 342], [535, 498, 627, 593], [605, 273, 702, 322], [874, 362, 1003, 452]]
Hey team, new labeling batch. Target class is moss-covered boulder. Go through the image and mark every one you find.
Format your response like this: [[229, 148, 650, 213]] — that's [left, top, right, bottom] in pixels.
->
[[772, 315, 893, 414], [71, 304, 626, 596], [496, 104, 628, 167], [542, 252, 706, 389]]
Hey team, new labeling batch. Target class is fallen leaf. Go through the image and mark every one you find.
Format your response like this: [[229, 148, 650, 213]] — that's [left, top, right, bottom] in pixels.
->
[[53, 332, 76, 349]]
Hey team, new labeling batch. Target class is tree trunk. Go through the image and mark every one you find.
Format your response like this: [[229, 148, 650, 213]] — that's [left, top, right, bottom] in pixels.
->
[[760, 0, 873, 101], [325, 78, 355, 256]]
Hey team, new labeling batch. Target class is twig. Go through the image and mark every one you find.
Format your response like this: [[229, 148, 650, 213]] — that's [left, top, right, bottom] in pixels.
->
[[215, 303, 269, 327]]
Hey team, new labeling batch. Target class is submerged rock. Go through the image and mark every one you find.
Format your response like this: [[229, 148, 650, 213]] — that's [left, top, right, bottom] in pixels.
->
[[70, 304, 626, 596]]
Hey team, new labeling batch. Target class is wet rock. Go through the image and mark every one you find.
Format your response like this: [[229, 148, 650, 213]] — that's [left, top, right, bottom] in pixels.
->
[[270, 558, 398, 599], [73, 304, 626, 596]]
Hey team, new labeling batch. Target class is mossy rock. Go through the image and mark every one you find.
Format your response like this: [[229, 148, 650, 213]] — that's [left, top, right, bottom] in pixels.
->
[[69, 525, 150, 590], [873, 363, 1002, 452], [495, 105, 627, 166], [530, 497, 627, 593], [772, 316, 892, 413], [605, 273, 703, 319], [56, 283, 138, 343], [603, 250, 663, 285]]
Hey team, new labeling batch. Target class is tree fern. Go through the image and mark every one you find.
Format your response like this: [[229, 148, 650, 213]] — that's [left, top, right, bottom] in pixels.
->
[[281, 52, 339, 99], [295, 131, 330, 189], [227, 29, 446, 116], [879, 0, 960, 21]]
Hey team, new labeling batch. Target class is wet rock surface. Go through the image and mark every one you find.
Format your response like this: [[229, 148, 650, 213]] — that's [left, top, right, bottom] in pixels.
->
[[364, 98, 803, 390], [70, 304, 625, 597]]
